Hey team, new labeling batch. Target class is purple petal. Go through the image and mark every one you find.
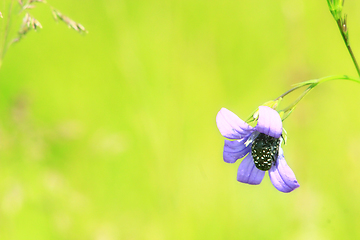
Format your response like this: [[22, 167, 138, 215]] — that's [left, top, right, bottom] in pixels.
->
[[237, 153, 265, 185], [269, 148, 299, 193], [255, 106, 282, 138], [216, 108, 254, 139], [223, 138, 251, 163]]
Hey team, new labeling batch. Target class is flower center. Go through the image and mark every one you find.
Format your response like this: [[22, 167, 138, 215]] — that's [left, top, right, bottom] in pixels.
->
[[251, 133, 280, 171]]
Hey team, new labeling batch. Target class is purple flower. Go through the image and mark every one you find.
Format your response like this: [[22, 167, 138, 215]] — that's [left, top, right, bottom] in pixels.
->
[[216, 106, 299, 193]]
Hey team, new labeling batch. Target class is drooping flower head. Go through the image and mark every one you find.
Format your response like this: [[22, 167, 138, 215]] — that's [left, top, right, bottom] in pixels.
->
[[216, 106, 299, 193]]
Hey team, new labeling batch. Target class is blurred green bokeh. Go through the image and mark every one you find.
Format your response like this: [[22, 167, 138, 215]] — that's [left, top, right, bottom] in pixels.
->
[[1, 0, 360, 239]]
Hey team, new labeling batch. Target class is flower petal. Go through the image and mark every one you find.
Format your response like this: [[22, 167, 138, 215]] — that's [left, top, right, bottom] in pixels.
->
[[237, 153, 265, 185], [223, 138, 251, 163], [255, 106, 282, 138], [216, 108, 254, 139], [269, 148, 299, 193]]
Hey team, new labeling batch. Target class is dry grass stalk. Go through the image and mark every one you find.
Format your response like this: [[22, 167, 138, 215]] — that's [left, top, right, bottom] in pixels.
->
[[51, 9, 87, 33], [18, 0, 47, 10], [1, 1, 87, 67], [12, 13, 42, 43]]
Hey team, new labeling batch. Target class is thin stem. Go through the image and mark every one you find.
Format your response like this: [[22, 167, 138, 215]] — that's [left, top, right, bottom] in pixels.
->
[[346, 46, 360, 77], [275, 85, 303, 100], [277, 75, 360, 100], [0, 0, 14, 69], [336, 19, 360, 77], [282, 85, 315, 113], [278, 75, 360, 120], [316, 74, 360, 84]]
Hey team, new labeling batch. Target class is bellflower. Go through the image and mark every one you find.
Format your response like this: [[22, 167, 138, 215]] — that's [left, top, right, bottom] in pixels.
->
[[216, 106, 299, 193]]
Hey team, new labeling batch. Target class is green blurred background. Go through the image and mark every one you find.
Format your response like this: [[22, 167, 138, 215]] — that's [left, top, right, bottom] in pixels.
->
[[1, 0, 360, 239]]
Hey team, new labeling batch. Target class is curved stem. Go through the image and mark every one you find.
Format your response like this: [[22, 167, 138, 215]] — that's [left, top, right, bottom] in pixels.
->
[[277, 75, 360, 99], [282, 85, 314, 114], [316, 74, 360, 85], [278, 75, 360, 120], [275, 85, 303, 100]]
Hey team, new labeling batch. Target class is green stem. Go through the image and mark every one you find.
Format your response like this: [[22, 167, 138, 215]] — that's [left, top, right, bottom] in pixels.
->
[[316, 74, 360, 84], [275, 85, 303, 100], [279, 75, 360, 99], [281, 85, 314, 115], [336, 19, 360, 77], [278, 75, 360, 120]]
